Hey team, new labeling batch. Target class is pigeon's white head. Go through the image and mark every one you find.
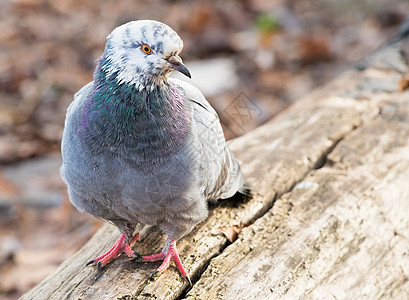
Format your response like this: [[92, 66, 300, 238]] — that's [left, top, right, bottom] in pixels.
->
[[101, 20, 190, 91]]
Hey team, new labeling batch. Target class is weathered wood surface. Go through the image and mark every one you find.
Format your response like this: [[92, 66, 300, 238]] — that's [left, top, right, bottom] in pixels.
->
[[21, 22, 409, 300]]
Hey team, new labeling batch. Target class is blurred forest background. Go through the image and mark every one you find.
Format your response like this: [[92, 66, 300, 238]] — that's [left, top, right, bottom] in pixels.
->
[[0, 0, 408, 298]]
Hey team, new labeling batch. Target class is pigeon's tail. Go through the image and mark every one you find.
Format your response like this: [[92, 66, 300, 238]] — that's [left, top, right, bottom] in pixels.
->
[[216, 149, 252, 200], [234, 161, 252, 198], [238, 180, 252, 198]]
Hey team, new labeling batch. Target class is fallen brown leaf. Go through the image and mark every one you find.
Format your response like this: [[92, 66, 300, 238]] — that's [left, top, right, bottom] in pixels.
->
[[218, 224, 250, 243], [398, 73, 409, 91]]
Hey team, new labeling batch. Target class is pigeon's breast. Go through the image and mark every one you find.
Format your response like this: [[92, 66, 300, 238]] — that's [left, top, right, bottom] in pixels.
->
[[62, 122, 199, 225], [61, 81, 199, 224], [117, 146, 199, 224]]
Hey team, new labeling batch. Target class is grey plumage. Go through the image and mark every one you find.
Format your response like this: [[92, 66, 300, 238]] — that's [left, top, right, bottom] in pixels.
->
[[60, 20, 248, 280]]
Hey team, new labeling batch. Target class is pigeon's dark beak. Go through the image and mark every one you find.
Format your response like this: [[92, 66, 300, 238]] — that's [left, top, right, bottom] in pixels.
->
[[167, 55, 191, 78]]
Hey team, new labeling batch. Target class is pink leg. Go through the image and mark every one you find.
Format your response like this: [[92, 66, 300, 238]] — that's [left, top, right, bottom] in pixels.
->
[[142, 237, 191, 285], [86, 232, 141, 269]]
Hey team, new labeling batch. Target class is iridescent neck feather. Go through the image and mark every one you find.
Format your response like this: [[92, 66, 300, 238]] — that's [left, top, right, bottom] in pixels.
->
[[79, 56, 190, 165]]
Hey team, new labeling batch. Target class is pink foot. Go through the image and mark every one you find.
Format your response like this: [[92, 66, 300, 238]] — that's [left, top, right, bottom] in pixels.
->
[[86, 232, 141, 269], [142, 237, 191, 285]]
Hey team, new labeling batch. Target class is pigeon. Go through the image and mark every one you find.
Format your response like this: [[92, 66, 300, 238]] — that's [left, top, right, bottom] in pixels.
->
[[60, 20, 249, 284]]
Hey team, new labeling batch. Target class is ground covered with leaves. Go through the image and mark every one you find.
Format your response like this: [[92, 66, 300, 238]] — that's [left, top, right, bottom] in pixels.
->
[[0, 0, 408, 298]]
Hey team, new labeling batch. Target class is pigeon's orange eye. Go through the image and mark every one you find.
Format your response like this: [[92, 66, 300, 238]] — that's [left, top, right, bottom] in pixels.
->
[[141, 44, 152, 54]]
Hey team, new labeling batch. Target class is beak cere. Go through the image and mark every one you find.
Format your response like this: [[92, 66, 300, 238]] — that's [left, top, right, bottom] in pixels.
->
[[167, 55, 191, 78]]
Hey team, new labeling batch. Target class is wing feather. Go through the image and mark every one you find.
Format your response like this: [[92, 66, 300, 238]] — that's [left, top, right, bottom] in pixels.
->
[[170, 78, 246, 201]]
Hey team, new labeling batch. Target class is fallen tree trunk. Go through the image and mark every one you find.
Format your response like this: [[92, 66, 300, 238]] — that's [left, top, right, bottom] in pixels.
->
[[21, 20, 409, 300]]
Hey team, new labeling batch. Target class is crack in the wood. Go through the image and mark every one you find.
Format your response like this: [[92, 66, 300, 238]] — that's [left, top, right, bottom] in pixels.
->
[[49, 264, 92, 298], [130, 275, 156, 298], [312, 136, 345, 170], [175, 251, 222, 300], [175, 121, 364, 299], [66, 279, 83, 300]]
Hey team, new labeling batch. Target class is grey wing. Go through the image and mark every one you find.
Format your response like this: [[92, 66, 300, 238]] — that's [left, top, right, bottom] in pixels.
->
[[60, 82, 95, 211], [63, 82, 93, 129], [60, 81, 93, 166], [170, 78, 246, 201], [60, 81, 93, 175]]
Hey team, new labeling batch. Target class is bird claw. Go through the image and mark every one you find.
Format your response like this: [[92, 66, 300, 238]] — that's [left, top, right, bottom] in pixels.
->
[[85, 259, 95, 267], [184, 274, 192, 286], [131, 251, 143, 262], [97, 261, 103, 271], [149, 270, 160, 281]]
